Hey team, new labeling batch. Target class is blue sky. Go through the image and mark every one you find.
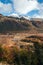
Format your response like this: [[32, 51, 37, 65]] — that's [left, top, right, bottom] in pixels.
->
[[0, 0, 43, 18]]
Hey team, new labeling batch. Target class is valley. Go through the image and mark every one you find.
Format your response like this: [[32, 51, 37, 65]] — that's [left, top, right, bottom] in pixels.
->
[[0, 14, 43, 65]]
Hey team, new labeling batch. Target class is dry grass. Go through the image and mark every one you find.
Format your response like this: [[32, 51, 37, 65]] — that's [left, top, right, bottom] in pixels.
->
[[0, 33, 43, 49]]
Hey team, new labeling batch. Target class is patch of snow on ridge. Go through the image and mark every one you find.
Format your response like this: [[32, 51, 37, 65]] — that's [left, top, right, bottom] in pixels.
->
[[23, 16, 31, 20], [9, 13, 31, 20], [9, 13, 19, 18]]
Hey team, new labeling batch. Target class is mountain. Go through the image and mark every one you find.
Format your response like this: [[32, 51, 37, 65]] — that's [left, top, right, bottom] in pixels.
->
[[31, 18, 43, 21], [0, 14, 43, 33]]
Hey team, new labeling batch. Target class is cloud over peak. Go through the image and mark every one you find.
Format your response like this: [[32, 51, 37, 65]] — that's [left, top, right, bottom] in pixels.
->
[[0, 0, 43, 18], [11, 0, 43, 18], [12, 0, 38, 14]]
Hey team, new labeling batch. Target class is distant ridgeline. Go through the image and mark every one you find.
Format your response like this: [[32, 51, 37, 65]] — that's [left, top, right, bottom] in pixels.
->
[[0, 14, 43, 33]]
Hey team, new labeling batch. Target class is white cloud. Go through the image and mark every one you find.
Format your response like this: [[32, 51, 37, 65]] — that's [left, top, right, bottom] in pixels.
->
[[0, 2, 12, 14], [38, 3, 43, 15], [12, 0, 38, 14], [0, 0, 43, 18], [32, 3, 43, 18], [11, 0, 43, 18]]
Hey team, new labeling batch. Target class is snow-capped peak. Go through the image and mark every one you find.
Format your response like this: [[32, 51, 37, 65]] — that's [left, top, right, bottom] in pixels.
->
[[9, 13, 31, 20], [8, 13, 20, 18], [22, 16, 31, 20]]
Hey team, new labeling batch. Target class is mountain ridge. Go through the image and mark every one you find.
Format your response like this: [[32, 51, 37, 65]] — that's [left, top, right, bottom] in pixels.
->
[[0, 14, 43, 33]]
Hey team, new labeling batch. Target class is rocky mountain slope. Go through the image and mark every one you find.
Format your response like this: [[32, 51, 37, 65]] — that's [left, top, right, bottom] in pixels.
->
[[0, 14, 43, 33]]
